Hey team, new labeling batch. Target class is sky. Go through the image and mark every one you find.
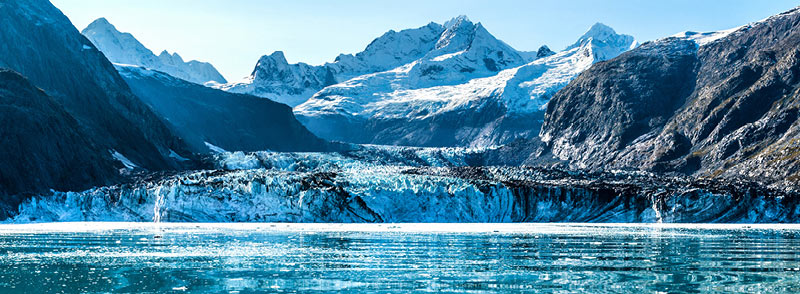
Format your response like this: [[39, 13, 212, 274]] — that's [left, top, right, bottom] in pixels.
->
[[52, 0, 800, 81]]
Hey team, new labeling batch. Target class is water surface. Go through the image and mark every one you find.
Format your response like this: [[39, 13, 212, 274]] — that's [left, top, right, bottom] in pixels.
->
[[0, 223, 799, 293]]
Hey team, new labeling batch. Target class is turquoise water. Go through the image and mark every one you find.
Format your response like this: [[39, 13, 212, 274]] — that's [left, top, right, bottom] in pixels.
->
[[0, 223, 799, 293]]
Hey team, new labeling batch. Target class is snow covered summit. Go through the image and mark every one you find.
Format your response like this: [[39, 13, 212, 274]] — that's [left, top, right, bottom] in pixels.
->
[[294, 22, 636, 147], [82, 18, 227, 85], [567, 22, 638, 60], [218, 51, 337, 106], [218, 21, 447, 106], [218, 15, 529, 107]]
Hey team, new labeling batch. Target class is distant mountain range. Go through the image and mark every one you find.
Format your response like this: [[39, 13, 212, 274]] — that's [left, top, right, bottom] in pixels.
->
[[71, 6, 800, 186], [82, 16, 637, 148], [116, 64, 331, 153], [294, 20, 636, 147]]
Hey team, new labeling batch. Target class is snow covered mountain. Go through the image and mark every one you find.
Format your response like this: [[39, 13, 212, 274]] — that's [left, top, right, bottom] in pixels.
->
[[327, 22, 446, 80], [218, 51, 337, 107], [295, 22, 636, 147], [218, 21, 447, 106], [82, 18, 227, 85]]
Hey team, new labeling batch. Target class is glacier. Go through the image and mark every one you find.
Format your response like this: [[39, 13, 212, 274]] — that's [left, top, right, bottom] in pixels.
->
[[9, 146, 799, 223]]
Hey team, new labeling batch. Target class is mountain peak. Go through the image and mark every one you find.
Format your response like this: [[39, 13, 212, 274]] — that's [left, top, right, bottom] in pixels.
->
[[568, 22, 635, 51], [435, 16, 480, 51], [536, 45, 555, 58], [84, 17, 118, 34], [87, 17, 112, 27], [83, 17, 227, 84], [443, 15, 471, 29], [158, 50, 185, 63], [252, 51, 290, 76], [257, 51, 289, 65], [269, 51, 287, 61], [580, 23, 620, 42]]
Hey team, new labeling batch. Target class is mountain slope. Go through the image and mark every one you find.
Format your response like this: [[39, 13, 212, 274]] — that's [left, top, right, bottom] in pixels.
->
[[0, 0, 193, 183], [82, 17, 227, 85], [295, 22, 635, 147], [117, 65, 332, 153], [327, 22, 446, 80], [540, 8, 800, 186], [0, 69, 119, 207]]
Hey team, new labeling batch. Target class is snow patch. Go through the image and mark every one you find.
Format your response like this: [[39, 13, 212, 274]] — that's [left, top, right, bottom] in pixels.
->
[[672, 27, 741, 46], [110, 150, 137, 170], [430, 50, 465, 61], [204, 142, 227, 154], [168, 149, 189, 161]]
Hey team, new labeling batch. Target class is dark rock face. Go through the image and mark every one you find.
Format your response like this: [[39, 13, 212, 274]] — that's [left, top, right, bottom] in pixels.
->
[[117, 66, 333, 153], [536, 45, 555, 58], [542, 39, 699, 168], [0, 69, 118, 202], [0, 0, 190, 172], [541, 9, 800, 185]]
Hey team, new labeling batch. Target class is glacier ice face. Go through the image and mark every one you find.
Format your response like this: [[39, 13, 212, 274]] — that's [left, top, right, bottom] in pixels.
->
[[9, 147, 799, 224], [82, 18, 227, 85]]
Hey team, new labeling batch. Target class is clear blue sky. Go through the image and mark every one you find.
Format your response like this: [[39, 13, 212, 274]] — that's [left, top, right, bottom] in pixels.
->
[[52, 0, 799, 81]]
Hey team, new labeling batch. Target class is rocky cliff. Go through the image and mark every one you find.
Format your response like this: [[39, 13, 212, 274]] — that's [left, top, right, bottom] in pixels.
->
[[541, 8, 800, 187]]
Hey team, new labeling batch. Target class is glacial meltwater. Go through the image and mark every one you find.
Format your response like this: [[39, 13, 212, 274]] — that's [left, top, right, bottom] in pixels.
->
[[0, 223, 799, 293]]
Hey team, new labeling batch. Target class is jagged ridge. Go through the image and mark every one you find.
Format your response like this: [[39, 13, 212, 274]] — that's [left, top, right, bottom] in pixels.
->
[[82, 17, 227, 85]]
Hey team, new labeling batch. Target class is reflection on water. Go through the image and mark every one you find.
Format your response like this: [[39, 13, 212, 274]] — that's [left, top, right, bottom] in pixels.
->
[[0, 223, 799, 293]]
